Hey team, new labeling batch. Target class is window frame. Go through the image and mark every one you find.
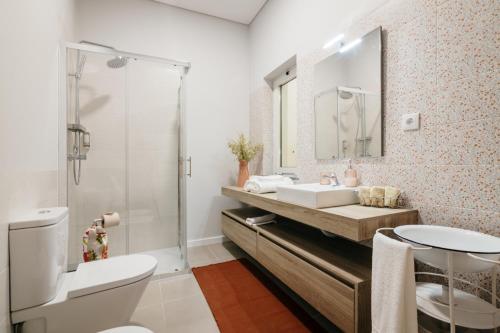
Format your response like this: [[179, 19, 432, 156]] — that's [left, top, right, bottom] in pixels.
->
[[272, 66, 297, 170]]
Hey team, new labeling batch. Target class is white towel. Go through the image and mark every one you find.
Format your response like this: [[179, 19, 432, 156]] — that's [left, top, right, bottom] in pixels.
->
[[248, 175, 286, 182], [245, 219, 275, 227], [245, 213, 276, 225], [243, 176, 293, 194], [372, 232, 418, 333]]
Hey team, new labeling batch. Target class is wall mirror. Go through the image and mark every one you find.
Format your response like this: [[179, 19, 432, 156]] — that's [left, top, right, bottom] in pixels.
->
[[314, 27, 382, 159]]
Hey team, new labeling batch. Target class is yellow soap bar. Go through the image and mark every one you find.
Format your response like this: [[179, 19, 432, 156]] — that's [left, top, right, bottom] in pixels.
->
[[384, 186, 400, 208], [357, 186, 371, 206], [369, 186, 385, 208]]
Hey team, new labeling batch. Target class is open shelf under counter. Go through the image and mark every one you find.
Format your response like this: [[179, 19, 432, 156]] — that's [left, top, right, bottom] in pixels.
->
[[221, 208, 373, 332], [221, 186, 418, 242]]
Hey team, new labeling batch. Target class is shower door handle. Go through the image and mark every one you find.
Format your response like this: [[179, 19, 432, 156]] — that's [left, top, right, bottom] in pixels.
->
[[186, 157, 192, 177]]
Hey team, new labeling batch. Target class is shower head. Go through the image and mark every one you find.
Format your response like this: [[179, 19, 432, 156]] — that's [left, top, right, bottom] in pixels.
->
[[338, 86, 363, 100], [76, 54, 87, 78], [338, 91, 353, 99], [107, 56, 128, 69]]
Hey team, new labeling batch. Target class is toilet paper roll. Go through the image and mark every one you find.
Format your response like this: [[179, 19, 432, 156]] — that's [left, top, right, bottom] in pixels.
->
[[102, 212, 120, 228]]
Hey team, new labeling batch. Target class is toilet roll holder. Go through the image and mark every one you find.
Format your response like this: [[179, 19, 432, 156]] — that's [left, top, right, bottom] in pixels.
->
[[93, 212, 120, 228]]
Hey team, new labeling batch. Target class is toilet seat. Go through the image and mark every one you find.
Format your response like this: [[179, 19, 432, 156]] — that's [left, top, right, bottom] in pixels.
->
[[68, 254, 157, 298], [99, 326, 153, 333]]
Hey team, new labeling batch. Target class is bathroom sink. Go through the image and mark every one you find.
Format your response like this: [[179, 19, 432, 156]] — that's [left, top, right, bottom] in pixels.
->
[[394, 225, 500, 273], [276, 183, 359, 209]]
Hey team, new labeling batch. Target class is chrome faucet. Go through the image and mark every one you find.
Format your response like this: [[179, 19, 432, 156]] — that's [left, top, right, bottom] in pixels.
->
[[329, 172, 339, 186], [275, 171, 300, 183]]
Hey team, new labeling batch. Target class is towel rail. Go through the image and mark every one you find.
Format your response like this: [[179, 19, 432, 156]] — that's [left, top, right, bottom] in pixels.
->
[[375, 228, 432, 250]]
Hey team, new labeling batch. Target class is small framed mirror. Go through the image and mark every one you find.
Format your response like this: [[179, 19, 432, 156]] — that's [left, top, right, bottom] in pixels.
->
[[314, 27, 382, 160]]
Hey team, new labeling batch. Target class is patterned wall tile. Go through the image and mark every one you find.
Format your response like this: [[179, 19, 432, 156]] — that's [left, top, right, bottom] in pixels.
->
[[249, 0, 498, 298], [433, 73, 498, 125], [437, 0, 498, 84], [249, 0, 497, 219], [249, 86, 273, 175], [435, 119, 496, 165]]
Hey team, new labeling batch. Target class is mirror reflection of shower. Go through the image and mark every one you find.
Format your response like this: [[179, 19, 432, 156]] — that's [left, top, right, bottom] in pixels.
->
[[67, 41, 128, 185], [337, 86, 372, 158]]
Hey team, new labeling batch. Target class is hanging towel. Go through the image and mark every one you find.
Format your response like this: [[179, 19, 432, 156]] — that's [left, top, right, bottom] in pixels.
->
[[243, 175, 293, 194], [83, 224, 108, 262], [372, 232, 418, 333]]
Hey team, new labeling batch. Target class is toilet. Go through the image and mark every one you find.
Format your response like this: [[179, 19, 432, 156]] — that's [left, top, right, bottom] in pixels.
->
[[9, 207, 157, 333]]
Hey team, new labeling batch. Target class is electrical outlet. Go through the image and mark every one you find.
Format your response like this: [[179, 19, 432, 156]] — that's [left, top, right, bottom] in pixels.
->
[[401, 113, 420, 131]]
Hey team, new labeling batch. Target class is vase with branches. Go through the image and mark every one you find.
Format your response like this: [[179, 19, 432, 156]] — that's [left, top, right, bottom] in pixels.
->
[[228, 134, 263, 187]]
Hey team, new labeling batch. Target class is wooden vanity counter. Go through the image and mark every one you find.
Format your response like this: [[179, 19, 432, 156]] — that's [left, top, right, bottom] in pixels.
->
[[221, 186, 418, 332], [222, 186, 418, 242]]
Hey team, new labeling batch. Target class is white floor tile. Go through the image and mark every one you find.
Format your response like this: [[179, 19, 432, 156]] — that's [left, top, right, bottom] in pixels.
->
[[131, 304, 167, 333], [163, 295, 219, 333], [187, 245, 218, 267], [160, 274, 202, 303], [136, 280, 162, 309]]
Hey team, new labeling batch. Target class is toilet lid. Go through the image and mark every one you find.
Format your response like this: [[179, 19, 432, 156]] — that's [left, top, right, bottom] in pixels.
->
[[99, 326, 153, 333], [68, 254, 157, 298]]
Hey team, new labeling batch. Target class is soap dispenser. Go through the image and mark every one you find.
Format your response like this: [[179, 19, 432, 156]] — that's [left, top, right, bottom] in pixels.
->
[[344, 159, 358, 187]]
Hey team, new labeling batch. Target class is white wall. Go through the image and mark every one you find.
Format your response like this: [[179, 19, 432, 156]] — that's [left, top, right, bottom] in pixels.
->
[[249, 0, 388, 90], [0, 0, 75, 330], [75, 0, 250, 243]]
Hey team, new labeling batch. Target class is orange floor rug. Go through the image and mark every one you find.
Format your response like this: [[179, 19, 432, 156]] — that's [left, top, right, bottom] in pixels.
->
[[192, 259, 328, 333]]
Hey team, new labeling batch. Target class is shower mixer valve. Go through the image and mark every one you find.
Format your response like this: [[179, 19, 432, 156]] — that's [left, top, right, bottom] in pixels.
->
[[67, 123, 90, 160]]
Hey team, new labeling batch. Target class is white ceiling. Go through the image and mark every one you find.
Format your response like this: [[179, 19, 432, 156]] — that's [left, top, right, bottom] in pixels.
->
[[154, 0, 267, 24]]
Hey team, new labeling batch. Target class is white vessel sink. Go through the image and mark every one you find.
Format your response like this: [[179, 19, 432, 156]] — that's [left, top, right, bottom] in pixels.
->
[[276, 183, 359, 209], [394, 225, 500, 273]]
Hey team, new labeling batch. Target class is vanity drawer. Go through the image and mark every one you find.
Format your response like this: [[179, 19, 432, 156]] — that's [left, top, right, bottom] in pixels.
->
[[256, 234, 356, 333], [221, 214, 257, 257]]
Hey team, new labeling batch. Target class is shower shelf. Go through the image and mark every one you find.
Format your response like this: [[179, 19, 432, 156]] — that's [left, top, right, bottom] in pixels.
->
[[67, 123, 88, 133]]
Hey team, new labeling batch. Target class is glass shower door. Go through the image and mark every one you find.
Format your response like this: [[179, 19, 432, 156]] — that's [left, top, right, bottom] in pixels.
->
[[127, 59, 185, 274], [65, 45, 187, 275]]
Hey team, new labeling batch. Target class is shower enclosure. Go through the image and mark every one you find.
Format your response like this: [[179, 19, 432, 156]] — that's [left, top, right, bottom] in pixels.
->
[[60, 42, 190, 276]]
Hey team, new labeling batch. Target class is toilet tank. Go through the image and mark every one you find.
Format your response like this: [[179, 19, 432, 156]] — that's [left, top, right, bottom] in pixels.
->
[[9, 207, 69, 311]]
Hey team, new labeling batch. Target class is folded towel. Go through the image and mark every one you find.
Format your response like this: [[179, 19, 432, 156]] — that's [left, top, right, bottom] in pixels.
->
[[249, 175, 287, 182], [384, 186, 401, 208], [370, 186, 385, 207], [372, 232, 418, 333], [245, 213, 276, 225], [245, 219, 275, 227], [244, 176, 293, 194]]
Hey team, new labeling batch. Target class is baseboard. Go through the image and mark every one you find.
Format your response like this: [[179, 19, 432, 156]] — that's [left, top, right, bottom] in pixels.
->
[[187, 235, 229, 248]]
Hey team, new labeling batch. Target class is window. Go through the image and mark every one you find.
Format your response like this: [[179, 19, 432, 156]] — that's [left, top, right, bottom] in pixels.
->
[[273, 67, 297, 168]]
